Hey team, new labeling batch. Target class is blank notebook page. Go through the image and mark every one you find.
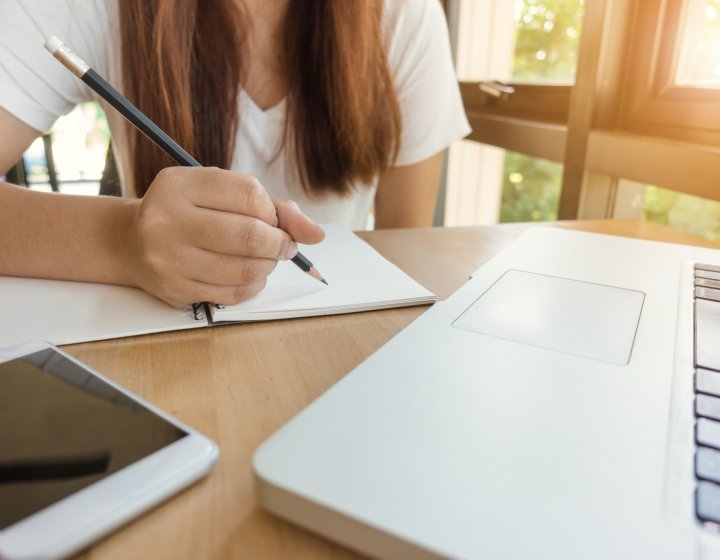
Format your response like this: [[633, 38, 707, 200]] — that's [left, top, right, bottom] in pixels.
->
[[2, 277, 200, 347], [209, 224, 435, 322]]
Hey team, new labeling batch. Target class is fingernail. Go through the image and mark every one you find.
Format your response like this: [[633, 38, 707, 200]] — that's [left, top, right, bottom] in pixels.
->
[[283, 241, 298, 260]]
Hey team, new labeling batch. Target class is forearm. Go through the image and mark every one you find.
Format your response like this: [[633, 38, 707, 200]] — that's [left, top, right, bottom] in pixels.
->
[[0, 183, 140, 285]]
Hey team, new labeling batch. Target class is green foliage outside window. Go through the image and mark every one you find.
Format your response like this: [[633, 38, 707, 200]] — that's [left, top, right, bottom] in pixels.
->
[[644, 186, 720, 242], [500, 0, 720, 242], [500, 0, 581, 223], [500, 152, 561, 223], [512, 0, 583, 83]]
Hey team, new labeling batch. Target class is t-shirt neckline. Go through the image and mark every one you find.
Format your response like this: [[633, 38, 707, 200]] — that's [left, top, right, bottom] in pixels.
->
[[241, 89, 287, 121]]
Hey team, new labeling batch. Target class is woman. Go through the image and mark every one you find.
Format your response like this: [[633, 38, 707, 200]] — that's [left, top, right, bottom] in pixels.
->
[[0, 0, 469, 308]]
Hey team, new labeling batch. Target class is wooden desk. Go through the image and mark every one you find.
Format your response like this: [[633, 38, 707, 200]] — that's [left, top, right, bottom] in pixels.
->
[[69, 220, 720, 560]]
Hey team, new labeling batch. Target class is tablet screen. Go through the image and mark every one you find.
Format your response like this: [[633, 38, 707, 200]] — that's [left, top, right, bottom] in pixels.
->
[[0, 348, 187, 530]]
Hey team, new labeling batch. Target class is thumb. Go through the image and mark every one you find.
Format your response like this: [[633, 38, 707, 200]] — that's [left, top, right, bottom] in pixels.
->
[[274, 200, 325, 245]]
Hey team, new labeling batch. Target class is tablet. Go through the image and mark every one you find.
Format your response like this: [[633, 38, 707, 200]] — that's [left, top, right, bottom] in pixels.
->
[[0, 341, 218, 560]]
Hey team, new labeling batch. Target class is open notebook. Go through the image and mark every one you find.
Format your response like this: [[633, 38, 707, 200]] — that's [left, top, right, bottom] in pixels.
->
[[1, 224, 435, 346]]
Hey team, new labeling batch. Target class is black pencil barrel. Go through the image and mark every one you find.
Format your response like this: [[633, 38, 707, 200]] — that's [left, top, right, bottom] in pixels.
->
[[291, 253, 312, 272], [82, 69, 200, 167]]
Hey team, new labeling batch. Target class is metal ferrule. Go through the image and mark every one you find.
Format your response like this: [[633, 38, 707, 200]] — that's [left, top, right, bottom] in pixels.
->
[[53, 44, 90, 78]]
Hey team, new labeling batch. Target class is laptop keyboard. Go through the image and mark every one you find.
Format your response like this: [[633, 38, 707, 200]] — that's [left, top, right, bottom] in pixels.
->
[[693, 263, 720, 525]]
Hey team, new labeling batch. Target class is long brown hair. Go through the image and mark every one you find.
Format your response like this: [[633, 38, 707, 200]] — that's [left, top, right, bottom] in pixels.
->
[[118, 1, 401, 198]]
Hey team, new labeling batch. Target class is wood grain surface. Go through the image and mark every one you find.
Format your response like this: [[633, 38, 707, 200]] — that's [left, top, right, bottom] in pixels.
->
[[65, 220, 719, 560]]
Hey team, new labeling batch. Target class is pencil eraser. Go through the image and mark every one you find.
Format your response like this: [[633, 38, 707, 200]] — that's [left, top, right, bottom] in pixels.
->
[[44, 36, 64, 54]]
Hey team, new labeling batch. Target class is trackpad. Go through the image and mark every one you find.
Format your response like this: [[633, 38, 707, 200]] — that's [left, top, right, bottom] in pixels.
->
[[452, 270, 645, 364]]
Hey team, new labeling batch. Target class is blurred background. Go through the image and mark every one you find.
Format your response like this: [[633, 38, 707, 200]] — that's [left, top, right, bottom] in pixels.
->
[[16, 0, 720, 241]]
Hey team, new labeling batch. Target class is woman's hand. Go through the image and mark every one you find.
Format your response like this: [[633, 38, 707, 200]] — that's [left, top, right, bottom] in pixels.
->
[[128, 166, 324, 308]]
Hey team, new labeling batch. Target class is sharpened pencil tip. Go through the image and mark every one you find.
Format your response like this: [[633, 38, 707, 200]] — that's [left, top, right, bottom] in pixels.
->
[[306, 266, 327, 285]]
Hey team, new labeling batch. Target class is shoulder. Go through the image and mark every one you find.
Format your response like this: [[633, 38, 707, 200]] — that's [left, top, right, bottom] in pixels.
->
[[0, 0, 118, 67], [382, 0, 445, 33], [0, 0, 116, 41], [383, 0, 448, 62], [380, 0, 470, 166], [382, 0, 455, 88], [0, 0, 119, 131]]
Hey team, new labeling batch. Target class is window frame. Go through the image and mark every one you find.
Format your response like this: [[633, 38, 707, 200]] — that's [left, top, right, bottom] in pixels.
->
[[460, 83, 569, 162], [617, 0, 720, 145], [450, 0, 720, 222]]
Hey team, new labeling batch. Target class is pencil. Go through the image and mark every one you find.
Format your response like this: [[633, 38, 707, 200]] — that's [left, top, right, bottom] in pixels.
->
[[44, 36, 328, 287]]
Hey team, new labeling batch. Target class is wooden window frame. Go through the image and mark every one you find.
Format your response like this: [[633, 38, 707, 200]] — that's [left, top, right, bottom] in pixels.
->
[[617, 0, 720, 145], [460, 84, 569, 163], [453, 0, 720, 221]]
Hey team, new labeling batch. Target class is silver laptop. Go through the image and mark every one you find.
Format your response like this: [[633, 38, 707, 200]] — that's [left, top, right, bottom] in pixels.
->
[[253, 227, 720, 559]]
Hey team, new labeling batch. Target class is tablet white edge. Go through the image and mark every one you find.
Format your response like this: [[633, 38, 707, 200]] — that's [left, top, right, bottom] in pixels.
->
[[0, 341, 219, 560]]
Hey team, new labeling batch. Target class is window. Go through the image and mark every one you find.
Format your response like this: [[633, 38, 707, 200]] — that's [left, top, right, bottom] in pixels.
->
[[444, 0, 581, 226], [616, 0, 720, 144], [644, 186, 720, 242], [20, 103, 109, 195], [512, 0, 583, 84], [675, 0, 720, 86], [447, 0, 720, 242], [501, 151, 562, 222]]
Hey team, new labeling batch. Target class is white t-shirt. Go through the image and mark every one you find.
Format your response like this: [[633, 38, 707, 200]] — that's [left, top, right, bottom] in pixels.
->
[[0, 0, 470, 229]]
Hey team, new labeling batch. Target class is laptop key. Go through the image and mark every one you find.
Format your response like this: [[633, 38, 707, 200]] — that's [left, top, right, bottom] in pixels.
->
[[697, 394, 720, 421], [697, 369, 720, 397], [697, 447, 720, 484], [696, 270, 720, 282], [697, 418, 720, 450], [697, 263, 720, 275], [696, 286, 720, 303], [696, 278, 720, 290], [696, 298, 720, 371], [697, 481, 720, 524]]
